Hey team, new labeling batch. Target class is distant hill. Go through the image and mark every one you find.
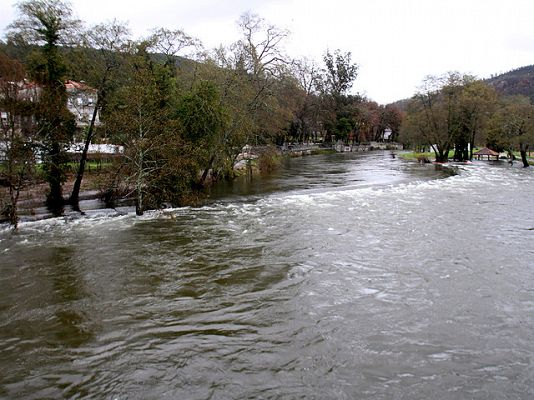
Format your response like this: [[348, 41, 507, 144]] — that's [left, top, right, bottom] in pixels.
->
[[388, 65, 534, 110], [0, 41, 199, 86], [485, 65, 534, 102], [389, 98, 410, 112]]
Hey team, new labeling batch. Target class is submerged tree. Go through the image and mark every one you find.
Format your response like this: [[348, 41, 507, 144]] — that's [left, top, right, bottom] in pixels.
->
[[105, 42, 171, 215], [105, 36, 211, 214]]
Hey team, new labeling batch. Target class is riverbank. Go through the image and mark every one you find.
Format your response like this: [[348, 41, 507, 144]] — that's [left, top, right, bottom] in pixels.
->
[[0, 172, 104, 223], [2, 144, 336, 224], [1, 146, 520, 225], [400, 149, 534, 164], [232, 144, 335, 176]]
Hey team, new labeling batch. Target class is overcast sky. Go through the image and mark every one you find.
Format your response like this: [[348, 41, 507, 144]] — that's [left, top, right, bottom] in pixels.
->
[[2, 0, 534, 104]]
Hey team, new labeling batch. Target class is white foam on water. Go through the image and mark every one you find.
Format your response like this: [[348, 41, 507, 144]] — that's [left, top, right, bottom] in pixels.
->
[[2, 161, 532, 244]]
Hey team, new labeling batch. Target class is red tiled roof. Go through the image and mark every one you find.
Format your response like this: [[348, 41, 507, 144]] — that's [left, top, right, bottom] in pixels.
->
[[65, 80, 95, 91]]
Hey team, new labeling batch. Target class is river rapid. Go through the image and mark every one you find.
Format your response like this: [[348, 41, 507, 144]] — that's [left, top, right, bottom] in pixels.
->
[[1, 152, 533, 399]]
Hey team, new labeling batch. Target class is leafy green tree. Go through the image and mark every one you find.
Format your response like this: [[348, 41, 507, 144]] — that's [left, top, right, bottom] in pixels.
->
[[104, 36, 210, 213], [319, 49, 359, 142], [401, 73, 496, 162], [321, 50, 358, 100], [335, 116, 355, 142], [451, 79, 497, 161], [487, 97, 533, 167], [105, 42, 176, 215], [203, 56, 255, 175], [7, 0, 80, 215], [176, 80, 228, 185]]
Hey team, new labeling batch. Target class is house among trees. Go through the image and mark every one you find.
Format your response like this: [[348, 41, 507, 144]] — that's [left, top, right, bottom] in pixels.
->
[[0, 80, 100, 128], [1, 79, 99, 130], [0, 80, 38, 130], [1, 79, 101, 162], [65, 80, 100, 128]]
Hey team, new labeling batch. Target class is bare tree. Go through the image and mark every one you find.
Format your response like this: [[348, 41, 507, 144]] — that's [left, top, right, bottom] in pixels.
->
[[148, 27, 202, 63], [235, 12, 289, 80], [291, 58, 321, 142]]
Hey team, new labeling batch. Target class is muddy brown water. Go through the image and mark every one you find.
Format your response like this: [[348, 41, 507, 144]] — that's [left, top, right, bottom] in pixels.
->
[[1, 152, 533, 399]]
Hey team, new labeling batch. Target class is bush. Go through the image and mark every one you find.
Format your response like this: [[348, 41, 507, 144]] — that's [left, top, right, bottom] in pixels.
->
[[258, 146, 281, 173]]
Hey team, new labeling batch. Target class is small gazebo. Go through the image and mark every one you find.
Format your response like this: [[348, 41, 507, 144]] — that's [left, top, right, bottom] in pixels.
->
[[473, 147, 500, 161]]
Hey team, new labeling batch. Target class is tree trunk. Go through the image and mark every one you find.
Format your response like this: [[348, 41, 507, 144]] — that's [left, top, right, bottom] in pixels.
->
[[8, 186, 19, 229], [469, 131, 476, 161], [6, 150, 19, 228], [520, 142, 530, 167], [135, 149, 144, 216], [433, 145, 449, 163], [453, 139, 469, 162], [69, 97, 101, 212], [135, 197, 143, 216], [199, 154, 216, 187], [435, 154, 448, 163], [46, 141, 64, 216]]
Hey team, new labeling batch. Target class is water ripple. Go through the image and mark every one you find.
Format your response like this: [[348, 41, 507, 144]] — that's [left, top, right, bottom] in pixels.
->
[[1, 154, 534, 399]]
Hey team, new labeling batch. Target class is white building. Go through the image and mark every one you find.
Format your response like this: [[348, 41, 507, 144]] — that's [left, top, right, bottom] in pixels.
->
[[1, 80, 100, 129], [65, 80, 100, 128], [382, 128, 393, 141]]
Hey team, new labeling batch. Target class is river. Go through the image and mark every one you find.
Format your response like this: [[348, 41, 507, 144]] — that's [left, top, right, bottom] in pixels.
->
[[1, 151, 533, 399]]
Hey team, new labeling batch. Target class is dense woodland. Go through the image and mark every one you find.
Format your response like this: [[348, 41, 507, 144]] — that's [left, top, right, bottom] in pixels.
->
[[1, 0, 533, 229], [486, 65, 534, 103]]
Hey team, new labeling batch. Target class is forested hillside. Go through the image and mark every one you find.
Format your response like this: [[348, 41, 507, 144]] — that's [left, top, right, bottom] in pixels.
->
[[390, 65, 534, 109], [485, 65, 534, 102]]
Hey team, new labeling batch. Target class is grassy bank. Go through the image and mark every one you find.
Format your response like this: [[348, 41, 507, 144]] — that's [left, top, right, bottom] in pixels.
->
[[400, 149, 534, 162]]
